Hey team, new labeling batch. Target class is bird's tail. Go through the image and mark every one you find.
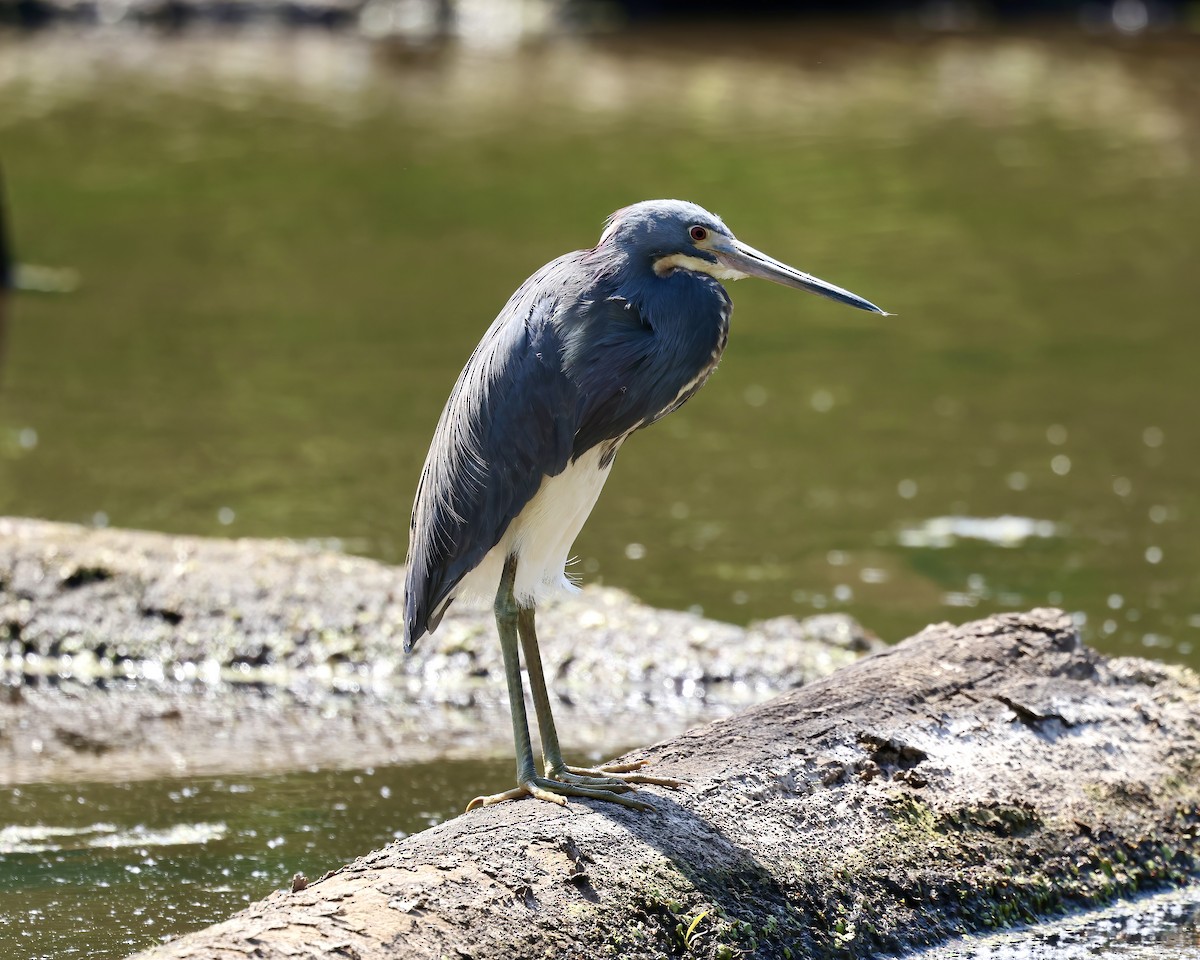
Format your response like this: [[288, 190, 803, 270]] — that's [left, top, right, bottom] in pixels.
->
[[402, 581, 423, 653], [403, 583, 452, 653]]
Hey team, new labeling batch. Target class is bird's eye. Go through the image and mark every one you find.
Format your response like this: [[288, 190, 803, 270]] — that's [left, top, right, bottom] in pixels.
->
[[689, 225, 708, 242]]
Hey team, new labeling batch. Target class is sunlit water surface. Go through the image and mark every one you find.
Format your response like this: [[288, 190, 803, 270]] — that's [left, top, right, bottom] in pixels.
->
[[1, 23, 1199, 960], [0, 760, 511, 959], [1, 26, 1198, 665]]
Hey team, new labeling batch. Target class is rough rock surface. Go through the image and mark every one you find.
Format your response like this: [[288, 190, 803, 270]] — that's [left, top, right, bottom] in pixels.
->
[[133, 609, 1200, 960], [0, 517, 878, 783]]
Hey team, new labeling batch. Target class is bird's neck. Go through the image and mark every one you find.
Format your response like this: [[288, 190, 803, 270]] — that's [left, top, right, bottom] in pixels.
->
[[625, 264, 729, 337]]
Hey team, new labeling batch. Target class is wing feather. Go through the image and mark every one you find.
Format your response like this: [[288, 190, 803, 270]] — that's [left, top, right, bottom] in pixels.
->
[[403, 262, 579, 649], [403, 258, 730, 650]]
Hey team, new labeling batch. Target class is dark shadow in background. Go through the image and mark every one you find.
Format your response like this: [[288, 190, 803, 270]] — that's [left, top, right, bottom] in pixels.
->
[[0, 0, 1192, 30]]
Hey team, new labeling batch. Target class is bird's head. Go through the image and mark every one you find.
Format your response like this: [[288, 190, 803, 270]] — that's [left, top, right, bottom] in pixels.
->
[[597, 199, 887, 315]]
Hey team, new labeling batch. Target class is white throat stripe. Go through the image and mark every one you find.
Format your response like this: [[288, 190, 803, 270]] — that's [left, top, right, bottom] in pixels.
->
[[653, 253, 747, 281]]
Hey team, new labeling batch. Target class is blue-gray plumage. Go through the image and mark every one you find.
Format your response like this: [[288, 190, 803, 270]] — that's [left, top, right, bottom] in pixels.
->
[[403, 199, 885, 811]]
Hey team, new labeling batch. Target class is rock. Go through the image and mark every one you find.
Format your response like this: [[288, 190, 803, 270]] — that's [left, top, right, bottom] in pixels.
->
[[130, 609, 1200, 960], [0, 518, 879, 783]]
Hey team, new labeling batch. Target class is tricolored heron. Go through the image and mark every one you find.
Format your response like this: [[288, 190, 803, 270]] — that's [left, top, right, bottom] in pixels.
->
[[404, 200, 885, 811]]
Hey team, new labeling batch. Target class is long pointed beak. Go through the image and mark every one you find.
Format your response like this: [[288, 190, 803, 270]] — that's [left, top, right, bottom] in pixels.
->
[[716, 238, 888, 315]]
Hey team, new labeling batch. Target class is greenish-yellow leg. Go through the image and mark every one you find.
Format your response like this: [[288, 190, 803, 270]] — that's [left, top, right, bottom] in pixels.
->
[[466, 557, 661, 812], [517, 604, 684, 794]]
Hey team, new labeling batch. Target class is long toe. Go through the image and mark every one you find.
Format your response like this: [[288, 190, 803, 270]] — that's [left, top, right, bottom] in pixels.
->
[[545, 769, 639, 792], [584, 759, 650, 773], [566, 762, 687, 789], [466, 776, 653, 812], [533, 775, 653, 810], [465, 784, 564, 812]]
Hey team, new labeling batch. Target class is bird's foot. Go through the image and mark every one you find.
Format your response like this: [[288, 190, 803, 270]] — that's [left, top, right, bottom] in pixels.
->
[[557, 758, 686, 789], [466, 775, 653, 813]]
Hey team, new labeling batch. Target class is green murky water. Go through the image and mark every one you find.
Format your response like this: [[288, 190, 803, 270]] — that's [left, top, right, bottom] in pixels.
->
[[1, 27, 1198, 666], [0, 23, 1199, 960], [0, 758, 513, 958]]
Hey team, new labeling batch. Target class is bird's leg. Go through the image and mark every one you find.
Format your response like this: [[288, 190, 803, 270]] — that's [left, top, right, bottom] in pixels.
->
[[517, 606, 684, 792], [516, 605, 630, 791], [466, 558, 652, 812]]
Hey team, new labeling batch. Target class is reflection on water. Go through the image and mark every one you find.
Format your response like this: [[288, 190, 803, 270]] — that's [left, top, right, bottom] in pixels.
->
[[0, 820, 228, 855], [0, 27, 1197, 673], [0, 28, 1195, 157], [897, 515, 1061, 549]]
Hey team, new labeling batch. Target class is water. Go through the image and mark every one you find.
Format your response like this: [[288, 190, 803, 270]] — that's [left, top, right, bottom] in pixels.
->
[[0, 759, 513, 959], [0, 27, 1197, 667], [0, 21, 1198, 960]]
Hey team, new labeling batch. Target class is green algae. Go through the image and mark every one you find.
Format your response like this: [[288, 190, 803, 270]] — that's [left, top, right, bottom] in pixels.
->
[[595, 783, 1200, 960]]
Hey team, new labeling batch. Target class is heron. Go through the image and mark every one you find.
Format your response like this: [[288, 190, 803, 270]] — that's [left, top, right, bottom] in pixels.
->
[[403, 199, 885, 811]]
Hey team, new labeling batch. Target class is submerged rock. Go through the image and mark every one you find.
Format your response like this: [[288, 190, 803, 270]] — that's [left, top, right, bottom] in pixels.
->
[[0, 517, 879, 783]]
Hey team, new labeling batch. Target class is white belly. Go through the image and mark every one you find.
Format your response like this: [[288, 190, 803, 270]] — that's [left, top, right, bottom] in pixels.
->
[[451, 444, 616, 608]]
